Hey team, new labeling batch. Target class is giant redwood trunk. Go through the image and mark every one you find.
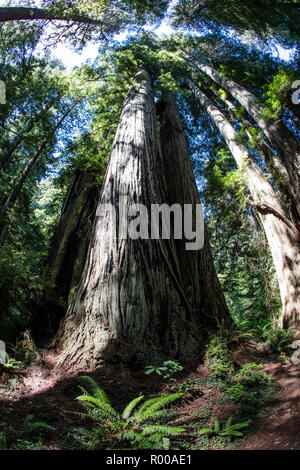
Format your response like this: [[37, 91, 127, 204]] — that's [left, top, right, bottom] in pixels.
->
[[187, 77, 300, 328], [182, 51, 300, 223], [157, 96, 229, 327], [44, 170, 99, 332], [54, 71, 229, 369]]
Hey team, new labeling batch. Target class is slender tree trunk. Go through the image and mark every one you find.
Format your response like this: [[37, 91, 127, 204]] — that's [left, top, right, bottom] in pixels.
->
[[54, 71, 229, 369], [212, 87, 300, 229], [42, 170, 99, 333], [0, 98, 60, 172], [0, 103, 77, 241], [187, 77, 300, 328], [182, 51, 300, 221]]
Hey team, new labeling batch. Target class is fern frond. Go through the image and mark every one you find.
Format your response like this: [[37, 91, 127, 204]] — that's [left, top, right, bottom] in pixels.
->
[[76, 395, 121, 420], [122, 395, 144, 420], [79, 376, 111, 404], [135, 393, 183, 421], [214, 416, 220, 432], [135, 409, 169, 424], [118, 431, 143, 442], [226, 420, 251, 431], [141, 425, 185, 436]]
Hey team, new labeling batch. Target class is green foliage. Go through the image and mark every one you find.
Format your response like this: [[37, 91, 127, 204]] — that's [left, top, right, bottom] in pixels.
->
[[225, 383, 246, 401], [173, 0, 300, 47], [205, 337, 234, 380], [22, 415, 52, 435], [75, 376, 185, 449], [10, 330, 40, 366], [233, 363, 269, 387], [216, 319, 253, 345], [145, 360, 183, 381], [262, 327, 295, 353], [0, 414, 51, 451], [0, 354, 22, 370], [263, 68, 296, 120], [198, 415, 251, 440]]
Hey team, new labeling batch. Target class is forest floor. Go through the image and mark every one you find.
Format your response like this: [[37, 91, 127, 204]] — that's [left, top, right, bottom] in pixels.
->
[[0, 345, 299, 451]]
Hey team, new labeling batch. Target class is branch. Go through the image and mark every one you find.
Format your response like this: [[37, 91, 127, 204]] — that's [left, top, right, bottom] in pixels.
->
[[0, 7, 105, 27], [246, 198, 296, 230]]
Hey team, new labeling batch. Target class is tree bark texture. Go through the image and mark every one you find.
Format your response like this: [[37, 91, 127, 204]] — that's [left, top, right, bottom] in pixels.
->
[[182, 51, 300, 222], [54, 71, 229, 369], [187, 77, 300, 328]]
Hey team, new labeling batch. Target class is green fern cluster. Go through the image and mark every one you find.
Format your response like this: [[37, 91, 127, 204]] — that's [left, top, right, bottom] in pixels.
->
[[75, 376, 185, 450], [199, 416, 251, 440]]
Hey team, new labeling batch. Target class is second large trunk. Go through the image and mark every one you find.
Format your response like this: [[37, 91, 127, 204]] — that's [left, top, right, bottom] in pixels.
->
[[54, 72, 229, 369]]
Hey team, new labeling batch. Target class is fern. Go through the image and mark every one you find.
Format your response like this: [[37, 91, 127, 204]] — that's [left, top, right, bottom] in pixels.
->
[[79, 376, 111, 404], [75, 376, 184, 450], [134, 393, 183, 422], [122, 395, 144, 419], [198, 415, 251, 440], [76, 395, 121, 420]]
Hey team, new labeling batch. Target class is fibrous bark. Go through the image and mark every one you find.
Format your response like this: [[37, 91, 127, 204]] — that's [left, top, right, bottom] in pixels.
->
[[182, 51, 300, 223], [157, 96, 229, 328], [54, 71, 229, 369], [45, 170, 99, 332], [187, 77, 300, 328]]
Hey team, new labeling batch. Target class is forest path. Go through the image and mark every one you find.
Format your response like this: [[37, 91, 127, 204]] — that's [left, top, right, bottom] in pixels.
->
[[0, 350, 300, 450], [239, 360, 300, 450]]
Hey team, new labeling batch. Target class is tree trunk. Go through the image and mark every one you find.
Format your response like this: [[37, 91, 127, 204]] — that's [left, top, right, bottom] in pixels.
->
[[0, 102, 77, 241], [156, 96, 229, 328], [0, 98, 60, 173], [187, 77, 300, 328], [212, 86, 300, 229], [182, 51, 300, 221], [43, 170, 99, 333], [54, 71, 229, 369]]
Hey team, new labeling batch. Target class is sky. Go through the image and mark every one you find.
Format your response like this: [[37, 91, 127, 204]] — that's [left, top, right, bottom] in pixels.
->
[[2, 0, 297, 68], [49, 16, 296, 70]]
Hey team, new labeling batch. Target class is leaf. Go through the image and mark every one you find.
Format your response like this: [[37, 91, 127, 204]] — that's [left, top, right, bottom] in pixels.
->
[[80, 376, 111, 404], [214, 416, 220, 432], [198, 428, 212, 435], [76, 395, 120, 420], [122, 395, 144, 420], [136, 393, 183, 422], [141, 425, 185, 436]]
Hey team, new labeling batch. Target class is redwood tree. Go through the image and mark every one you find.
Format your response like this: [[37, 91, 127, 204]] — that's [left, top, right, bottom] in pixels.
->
[[187, 77, 300, 328], [54, 71, 229, 369]]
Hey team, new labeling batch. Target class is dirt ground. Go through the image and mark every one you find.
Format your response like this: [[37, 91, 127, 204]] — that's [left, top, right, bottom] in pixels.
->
[[238, 361, 300, 450], [0, 349, 299, 450]]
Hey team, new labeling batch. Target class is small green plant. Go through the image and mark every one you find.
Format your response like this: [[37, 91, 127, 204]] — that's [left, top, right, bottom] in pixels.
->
[[10, 330, 40, 365], [145, 365, 168, 376], [0, 352, 22, 369], [22, 415, 52, 435], [225, 383, 246, 401], [233, 363, 269, 387], [198, 416, 251, 440], [75, 376, 185, 449], [216, 319, 253, 345], [262, 327, 295, 354], [205, 337, 234, 380], [145, 360, 183, 381]]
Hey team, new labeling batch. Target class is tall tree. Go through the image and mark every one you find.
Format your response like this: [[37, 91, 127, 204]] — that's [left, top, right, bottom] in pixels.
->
[[54, 70, 229, 369], [181, 51, 300, 225], [173, 0, 300, 47], [187, 77, 300, 328]]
